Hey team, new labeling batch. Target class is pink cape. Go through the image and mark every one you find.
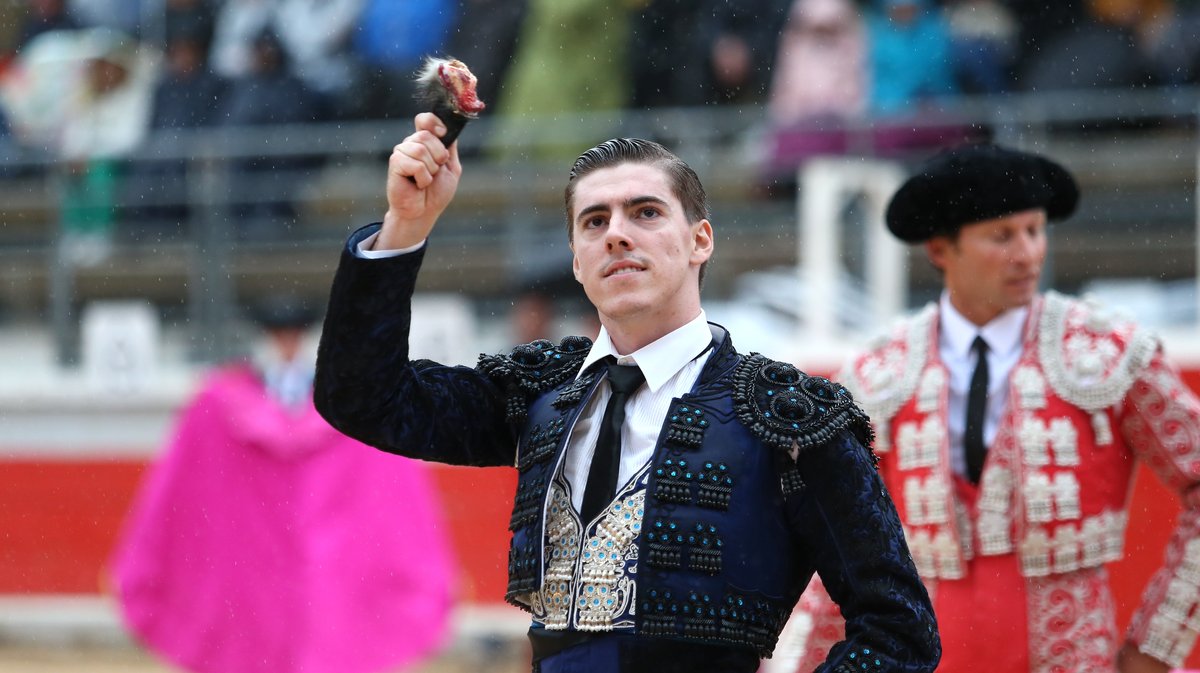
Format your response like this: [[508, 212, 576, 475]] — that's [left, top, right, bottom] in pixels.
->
[[109, 365, 456, 673]]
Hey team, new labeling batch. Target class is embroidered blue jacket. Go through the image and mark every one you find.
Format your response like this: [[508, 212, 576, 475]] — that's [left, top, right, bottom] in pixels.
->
[[315, 225, 940, 671]]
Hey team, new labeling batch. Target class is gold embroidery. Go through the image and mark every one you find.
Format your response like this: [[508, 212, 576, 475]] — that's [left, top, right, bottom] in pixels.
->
[[536, 484, 581, 629], [574, 489, 644, 631]]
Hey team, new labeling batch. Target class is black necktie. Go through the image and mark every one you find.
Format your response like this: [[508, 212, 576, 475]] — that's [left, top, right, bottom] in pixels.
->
[[580, 359, 646, 524], [965, 335, 989, 484]]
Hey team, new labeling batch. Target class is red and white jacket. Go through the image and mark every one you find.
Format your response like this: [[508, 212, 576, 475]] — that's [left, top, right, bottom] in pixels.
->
[[786, 292, 1200, 671]]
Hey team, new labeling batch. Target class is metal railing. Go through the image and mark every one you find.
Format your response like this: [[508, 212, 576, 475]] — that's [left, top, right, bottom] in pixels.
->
[[0, 87, 1197, 365]]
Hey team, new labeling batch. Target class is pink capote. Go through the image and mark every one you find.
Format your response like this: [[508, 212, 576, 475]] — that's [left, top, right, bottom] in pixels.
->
[[110, 364, 456, 673]]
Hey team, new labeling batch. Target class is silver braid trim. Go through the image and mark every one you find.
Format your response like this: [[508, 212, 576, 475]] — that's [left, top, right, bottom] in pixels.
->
[[1037, 291, 1159, 413], [838, 303, 937, 425]]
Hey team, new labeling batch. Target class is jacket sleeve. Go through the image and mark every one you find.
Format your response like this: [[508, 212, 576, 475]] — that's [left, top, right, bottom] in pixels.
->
[[1119, 350, 1200, 667], [313, 224, 516, 467], [791, 431, 941, 673]]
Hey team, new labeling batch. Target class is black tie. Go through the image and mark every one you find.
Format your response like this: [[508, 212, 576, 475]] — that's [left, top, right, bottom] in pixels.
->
[[580, 359, 646, 524], [965, 335, 989, 484]]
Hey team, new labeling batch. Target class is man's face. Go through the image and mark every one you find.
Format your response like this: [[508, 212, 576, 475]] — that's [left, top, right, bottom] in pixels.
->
[[569, 162, 713, 330], [926, 208, 1047, 325]]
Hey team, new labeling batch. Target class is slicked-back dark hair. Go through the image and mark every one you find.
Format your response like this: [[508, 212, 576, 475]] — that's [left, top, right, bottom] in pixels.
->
[[564, 138, 711, 286]]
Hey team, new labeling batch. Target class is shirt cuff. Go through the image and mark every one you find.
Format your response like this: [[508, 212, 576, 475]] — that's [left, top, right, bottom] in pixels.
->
[[355, 232, 427, 259]]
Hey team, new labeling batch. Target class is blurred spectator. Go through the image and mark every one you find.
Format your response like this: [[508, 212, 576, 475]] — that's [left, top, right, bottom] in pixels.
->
[[16, 0, 81, 50], [1139, 1, 1200, 84], [509, 289, 558, 344], [865, 0, 957, 116], [218, 26, 323, 124], [759, 0, 974, 188], [0, 28, 158, 265], [273, 0, 365, 119], [209, 0, 273, 80], [767, 0, 867, 127], [163, 0, 216, 47], [1088, 0, 1169, 29], [351, 0, 456, 120], [1087, 0, 1200, 87], [698, 0, 793, 105], [506, 256, 591, 344], [626, 0, 800, 109], [59, 30, 158, 263], [210, 0, 367, 119], [860, 0, 977, 184], [68, 0, 145, 36], [0, 3, 25, 56], [1005, 0, 1087, 78], [126, 21, 226, 229], [492, 0, 635, 159], [758, 0, 867, 185], [629, 0, 710, 108], [218, 28, 324, 237], [152, 24, 224, 130], [108, 293, 456, 673], [1018, 5, 1158, 92], [943, 0, 1018, 94]]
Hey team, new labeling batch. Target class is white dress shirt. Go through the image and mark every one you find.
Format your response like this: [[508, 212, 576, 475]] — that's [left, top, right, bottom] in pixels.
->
[[564, 313, 715, 512], [938, 293, 1028, 478]]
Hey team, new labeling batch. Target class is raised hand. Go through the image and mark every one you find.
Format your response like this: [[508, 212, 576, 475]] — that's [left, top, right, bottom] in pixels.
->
[[376, 112, 463, 250]]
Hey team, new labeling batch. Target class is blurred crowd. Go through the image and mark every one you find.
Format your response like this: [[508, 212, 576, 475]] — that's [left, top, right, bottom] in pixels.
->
[[0, 0, 1197, 250], [1, 0, 1197, 135]]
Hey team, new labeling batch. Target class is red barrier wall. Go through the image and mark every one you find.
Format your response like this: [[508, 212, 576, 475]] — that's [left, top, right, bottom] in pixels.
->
[[1, 367, 1197, 665], [0, 460, 516, 603]]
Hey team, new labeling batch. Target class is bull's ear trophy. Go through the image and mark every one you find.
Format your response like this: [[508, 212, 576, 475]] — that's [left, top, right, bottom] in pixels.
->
[[414, 56, 485, 148]]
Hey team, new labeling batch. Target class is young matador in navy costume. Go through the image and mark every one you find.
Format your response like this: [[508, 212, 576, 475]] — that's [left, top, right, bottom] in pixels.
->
[[313, 110, 940, 673]]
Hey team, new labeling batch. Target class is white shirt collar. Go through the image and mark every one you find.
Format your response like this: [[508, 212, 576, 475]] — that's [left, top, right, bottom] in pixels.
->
[[939, 292, 1028, 359], [578, 311, 712, 392]]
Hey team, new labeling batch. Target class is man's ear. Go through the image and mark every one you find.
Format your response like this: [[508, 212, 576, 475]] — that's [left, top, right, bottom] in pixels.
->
[[691, 219, 714, 265], [572, 248, 582, 283], [925, 238, 947, 273]]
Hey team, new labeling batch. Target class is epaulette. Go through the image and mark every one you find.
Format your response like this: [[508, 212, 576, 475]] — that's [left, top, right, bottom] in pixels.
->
[[837, 303, 936, 425], [477, 335, 593, 423], [732, 353, 874, 457], [1037, 291, 1158, 413]]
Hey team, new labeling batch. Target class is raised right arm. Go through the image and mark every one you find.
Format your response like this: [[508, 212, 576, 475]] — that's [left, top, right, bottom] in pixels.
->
[[312, 115, 516, 467]]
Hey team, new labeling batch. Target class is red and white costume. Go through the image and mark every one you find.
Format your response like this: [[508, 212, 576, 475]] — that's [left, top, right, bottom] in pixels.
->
[[790, 292, 1200, 672]]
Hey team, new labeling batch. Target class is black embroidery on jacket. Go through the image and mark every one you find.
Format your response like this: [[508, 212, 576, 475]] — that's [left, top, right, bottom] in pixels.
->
[[731, 353, 875, 457], [477, 336, 592, 424]]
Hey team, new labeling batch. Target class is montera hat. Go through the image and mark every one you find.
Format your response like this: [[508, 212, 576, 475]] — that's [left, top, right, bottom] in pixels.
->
[[249, 294, 320, 331], [885, 142, 1079, 243]]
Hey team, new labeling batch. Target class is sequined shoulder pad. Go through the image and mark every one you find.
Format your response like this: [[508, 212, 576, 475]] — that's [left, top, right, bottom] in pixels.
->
[[477, 335, 593, 423], [836, 304, 935, 423], [733, 353, 874, 455], [1037, 291, 1159, 412]]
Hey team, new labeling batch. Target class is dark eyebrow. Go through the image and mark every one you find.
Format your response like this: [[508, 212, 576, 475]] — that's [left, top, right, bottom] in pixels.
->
[[627, 195, 670, 210], [575, 196, 670, 225]]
